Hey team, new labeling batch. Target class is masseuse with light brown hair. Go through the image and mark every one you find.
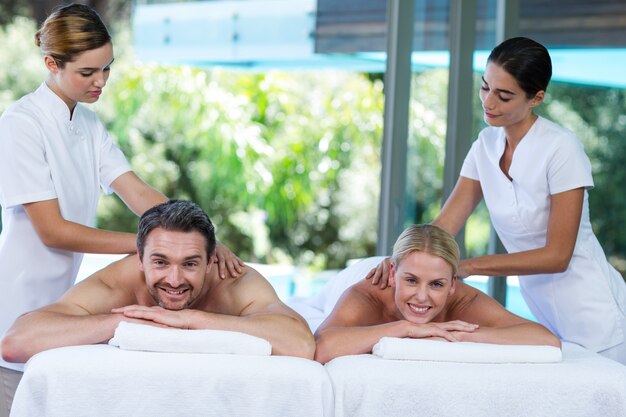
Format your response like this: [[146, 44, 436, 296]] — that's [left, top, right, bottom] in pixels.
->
[[0, 5, 243, 414]]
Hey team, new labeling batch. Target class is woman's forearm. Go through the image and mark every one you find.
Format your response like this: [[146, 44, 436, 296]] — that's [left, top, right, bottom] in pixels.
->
[[38, 219, 137, 254], [24, 199, 138, 254], [455, 322, 561, 348]]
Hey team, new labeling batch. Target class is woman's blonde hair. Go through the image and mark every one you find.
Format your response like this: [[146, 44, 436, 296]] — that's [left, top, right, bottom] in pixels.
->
[[35, 3, 111, 68], [392, 224, 460, 275]]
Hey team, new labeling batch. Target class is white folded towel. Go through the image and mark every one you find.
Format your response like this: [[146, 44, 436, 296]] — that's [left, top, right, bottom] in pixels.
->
[[109, 321, 272, 355], [372, 337, 562, 363]]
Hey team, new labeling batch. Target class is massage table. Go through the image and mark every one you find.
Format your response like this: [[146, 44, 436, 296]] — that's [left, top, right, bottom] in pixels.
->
[[12, 256, 626, 416], [325, 342, 626, 417], [288, 256, 626, 417], [10, 344, 333, 417], [13, 342, 626, 417]]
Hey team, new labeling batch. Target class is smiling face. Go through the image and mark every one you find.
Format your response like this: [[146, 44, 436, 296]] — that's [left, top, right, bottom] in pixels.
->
[[392, 250, 456, 324], [479, 62, 543, 131], [139, 227, 213, 311], [45, 42, 113, 111]]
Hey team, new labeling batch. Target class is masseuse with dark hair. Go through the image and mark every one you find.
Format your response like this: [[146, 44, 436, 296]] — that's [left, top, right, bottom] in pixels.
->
[[367, 37, 626, 365]]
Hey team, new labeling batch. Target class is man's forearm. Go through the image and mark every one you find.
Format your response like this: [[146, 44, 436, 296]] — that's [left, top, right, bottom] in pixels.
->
[[1, 311, 123, 363], [188, 310, 315, 359]]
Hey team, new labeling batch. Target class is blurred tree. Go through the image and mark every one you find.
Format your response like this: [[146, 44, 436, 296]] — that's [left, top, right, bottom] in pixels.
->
[[0, 18, 46, 111], [541, 84, 626, 274], [95, 64, 384, 269], [0, 17, 623, 274], [0, 0, 30, 26], [0, 0, 130, 27]]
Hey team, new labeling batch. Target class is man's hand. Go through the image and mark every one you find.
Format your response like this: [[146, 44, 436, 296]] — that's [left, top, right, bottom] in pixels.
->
[[215, 241, 246, 279], [365, 257, 392, 288], [112, 305, 195, 329]]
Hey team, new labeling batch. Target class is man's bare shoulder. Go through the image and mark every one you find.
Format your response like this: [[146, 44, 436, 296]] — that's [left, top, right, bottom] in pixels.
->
[[63, 255, 146, 313], [203, 265, 280, 315], [85, 255, 145, 289]]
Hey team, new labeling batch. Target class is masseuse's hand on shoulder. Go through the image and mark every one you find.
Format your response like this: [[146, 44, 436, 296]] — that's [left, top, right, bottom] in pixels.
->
[[365, 257, 392, 288], [455, 260, 471, 279], [214, 241, 246, 279]]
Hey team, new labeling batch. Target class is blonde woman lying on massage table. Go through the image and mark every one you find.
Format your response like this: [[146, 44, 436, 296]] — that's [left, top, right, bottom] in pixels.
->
[[314, 224, 560, 364]]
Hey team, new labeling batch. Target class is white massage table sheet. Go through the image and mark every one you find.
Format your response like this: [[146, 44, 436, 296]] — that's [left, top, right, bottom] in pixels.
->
[[11, 344, 333, 417], [325, 342, 626, 417]]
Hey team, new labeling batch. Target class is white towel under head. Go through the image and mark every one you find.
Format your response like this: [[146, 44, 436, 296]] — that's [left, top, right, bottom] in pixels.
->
[[109, 321, 272, 355], [372, 337, 562, 363]]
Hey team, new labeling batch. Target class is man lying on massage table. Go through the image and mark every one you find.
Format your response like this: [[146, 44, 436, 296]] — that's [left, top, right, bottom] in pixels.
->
[[314, 224, 560, 364], [2, 200, 315, 363]]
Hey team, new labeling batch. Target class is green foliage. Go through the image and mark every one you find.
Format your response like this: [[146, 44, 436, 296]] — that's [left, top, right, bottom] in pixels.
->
[[0, 17, 46, 111], [0, 1, 30, 27], [406, 70, 491, 258], [542, 83, 626, 270], [1, 17, 624, 274], [0, 18, 44, 234], [95, 63, 385, 268], [406, 69, 448, 225]]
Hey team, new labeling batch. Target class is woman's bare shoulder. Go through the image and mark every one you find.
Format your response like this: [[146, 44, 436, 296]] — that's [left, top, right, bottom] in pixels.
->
[[343, 280, 398, 321], [447, 280, 523, 326], [351, 279, 394, 302], [445, 281, 483, 318]]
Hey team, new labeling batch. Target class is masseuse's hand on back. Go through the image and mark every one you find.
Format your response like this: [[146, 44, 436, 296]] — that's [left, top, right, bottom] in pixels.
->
[[214, 241, 246, 279], [365, 257, 393, 288]]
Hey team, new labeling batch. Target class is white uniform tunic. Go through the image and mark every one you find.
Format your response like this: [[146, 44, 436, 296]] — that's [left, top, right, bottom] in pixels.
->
[[461, 116, 626, 353], [0, 82, 131, 371]]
